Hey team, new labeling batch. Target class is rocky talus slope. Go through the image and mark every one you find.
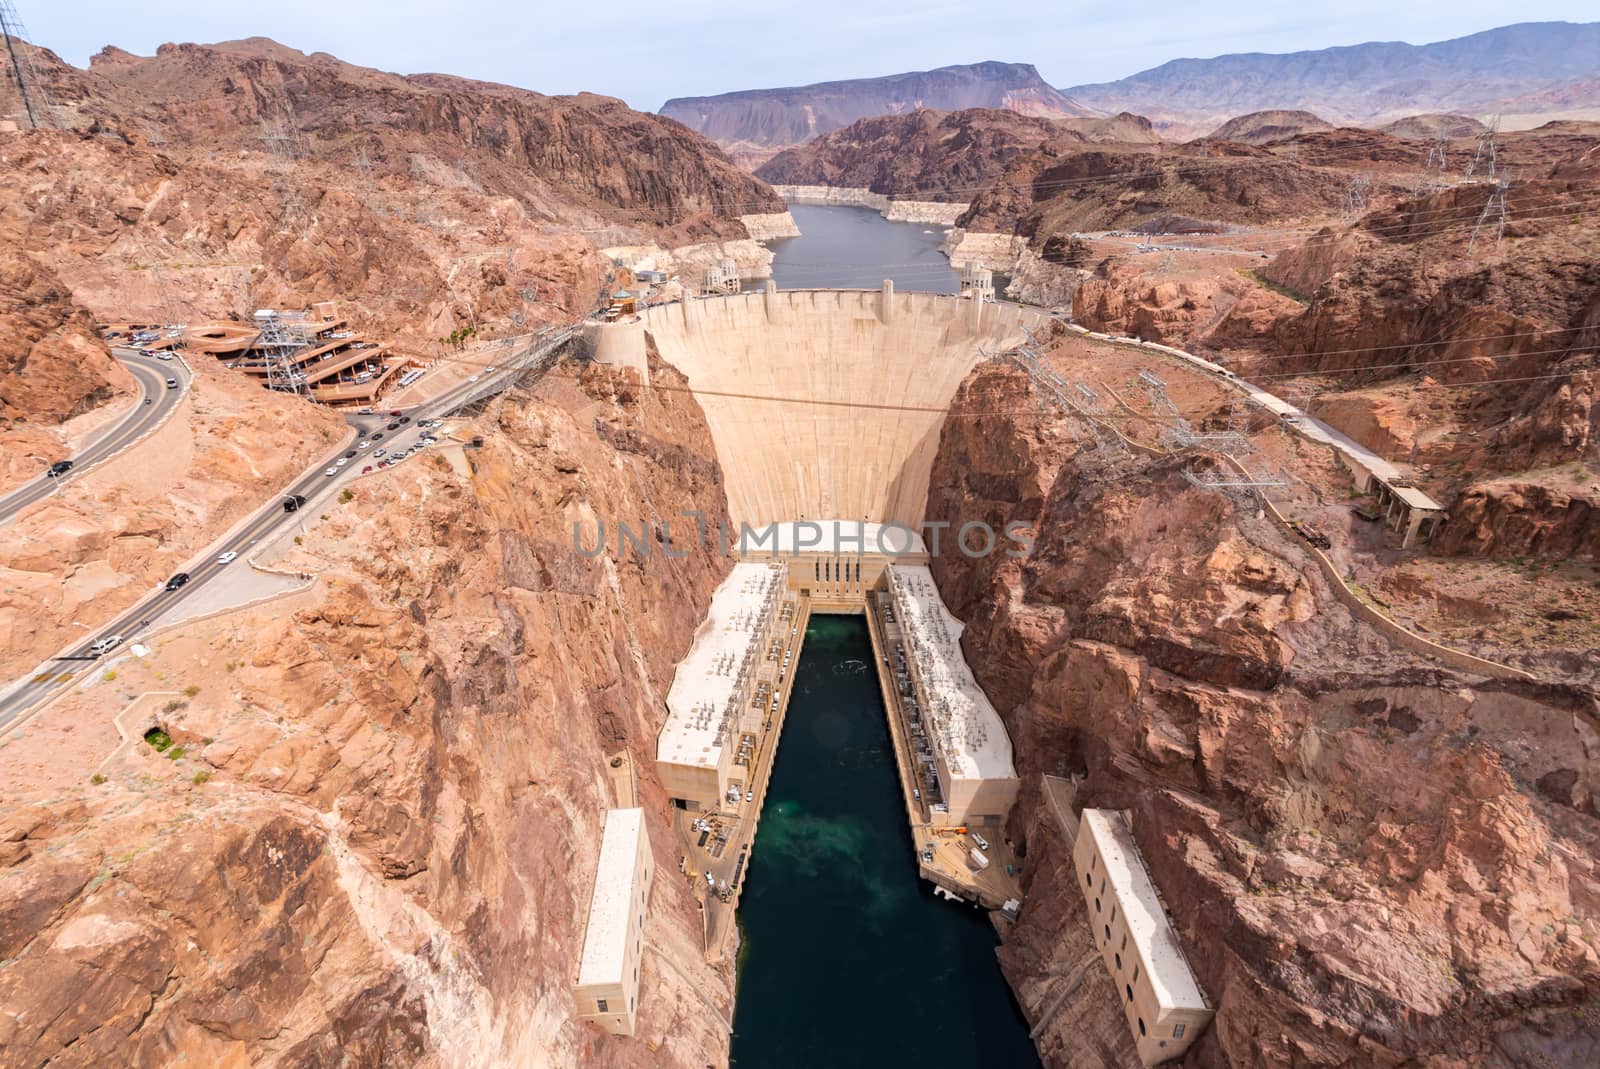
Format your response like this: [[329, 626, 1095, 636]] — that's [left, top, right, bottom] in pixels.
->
[[0, 355, 737, 1068], [926, 362, 1600, 1067]]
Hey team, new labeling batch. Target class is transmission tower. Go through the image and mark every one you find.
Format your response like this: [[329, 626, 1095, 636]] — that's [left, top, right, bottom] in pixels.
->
[[1137, 369, 1249, 453], [1413, 128, 1450, 195], [0, 0, 55, 129], [1464, 115, 1499, 181], [253, 310, 311, 397], [1468, 177, 1511, 253], [1342, 173, 1372, 221]]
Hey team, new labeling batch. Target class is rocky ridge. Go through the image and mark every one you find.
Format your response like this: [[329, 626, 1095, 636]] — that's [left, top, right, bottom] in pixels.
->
[[0, 355, 738, 1068], [926, 358, 1600, 1068]]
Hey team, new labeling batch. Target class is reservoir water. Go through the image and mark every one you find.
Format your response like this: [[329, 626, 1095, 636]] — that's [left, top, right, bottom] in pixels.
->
[[729, 616, 1040, 1068], [765, 203, 961, 293]]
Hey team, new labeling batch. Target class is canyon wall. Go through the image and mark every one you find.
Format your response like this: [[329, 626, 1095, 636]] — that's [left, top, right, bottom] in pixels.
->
[[0, 356, 740, 1068], [643, 290, 1049, 529], [924, 361, 1600, 1067]]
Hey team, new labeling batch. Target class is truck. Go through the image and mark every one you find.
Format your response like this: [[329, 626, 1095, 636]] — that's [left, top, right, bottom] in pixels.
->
[[969, 831, 990, 852], [966, 848, 990, 873]]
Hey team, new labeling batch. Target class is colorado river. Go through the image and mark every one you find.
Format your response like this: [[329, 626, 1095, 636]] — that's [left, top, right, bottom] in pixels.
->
[[765, 203, 961, 293], [729, 617, 1040, 1068]]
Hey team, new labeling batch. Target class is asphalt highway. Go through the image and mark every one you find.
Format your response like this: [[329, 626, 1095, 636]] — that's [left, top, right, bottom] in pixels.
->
[[0, 328, 574, 732], [0, 350, 188, 526]]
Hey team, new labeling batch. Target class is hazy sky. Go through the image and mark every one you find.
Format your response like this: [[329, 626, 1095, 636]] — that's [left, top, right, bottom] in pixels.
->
[[21, 1, 1600, 112]]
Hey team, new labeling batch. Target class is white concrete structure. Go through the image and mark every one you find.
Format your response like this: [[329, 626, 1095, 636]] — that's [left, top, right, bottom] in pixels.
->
[[584, 316, 648, 379], [885, 564, 1019, 824], [1074, 809, 1212, 1065], [642, 288, 1049, 530], [575, 808, 655, 1036], [658, 562, 786, 809]]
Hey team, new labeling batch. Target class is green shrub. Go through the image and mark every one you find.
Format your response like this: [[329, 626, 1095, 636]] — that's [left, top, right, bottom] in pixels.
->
[[183, 685, 200, 698], [143, 728, 173, 752], [90, 773, 107, 785], [191, 770, 211, 785], [167, 746, 187, 761]]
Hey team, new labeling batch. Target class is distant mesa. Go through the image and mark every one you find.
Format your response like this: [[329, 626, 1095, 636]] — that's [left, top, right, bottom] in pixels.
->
[[659, 61, 1095, 153], [1377, 113, 1490, 140], [1206, 110, 1333, 145]]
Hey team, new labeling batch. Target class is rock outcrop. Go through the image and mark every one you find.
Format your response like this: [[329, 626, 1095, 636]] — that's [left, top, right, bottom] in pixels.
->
[[0, 248, 135, 488], [755, 108, 1069, 200]]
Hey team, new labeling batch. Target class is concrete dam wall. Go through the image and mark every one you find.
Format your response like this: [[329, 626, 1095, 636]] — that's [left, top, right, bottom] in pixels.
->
[[637, 288, 1050, 530]]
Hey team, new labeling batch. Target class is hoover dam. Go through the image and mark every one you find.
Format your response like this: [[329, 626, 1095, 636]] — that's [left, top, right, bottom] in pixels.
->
[[600, 285, 1049, 528], [578, 204, 1061, 1062]]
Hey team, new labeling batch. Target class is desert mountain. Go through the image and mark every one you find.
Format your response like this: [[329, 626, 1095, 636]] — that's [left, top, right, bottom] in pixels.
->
[[1064, 21, 1600, 134], [659, 61, 1093, 161]]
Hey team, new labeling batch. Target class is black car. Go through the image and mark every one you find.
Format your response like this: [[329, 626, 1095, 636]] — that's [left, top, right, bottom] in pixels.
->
[[345, 450, 358, 459], [47, 460, 74, 477], [165, 572, 191, 592], [398, 416, 411, 424], [370, 432, 383, 440], [386, 422, 400, 431], [282, 494, 307, 513]]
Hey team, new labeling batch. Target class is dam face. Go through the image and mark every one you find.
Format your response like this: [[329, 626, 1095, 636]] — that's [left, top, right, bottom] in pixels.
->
[[639, 288, 1049, 531]]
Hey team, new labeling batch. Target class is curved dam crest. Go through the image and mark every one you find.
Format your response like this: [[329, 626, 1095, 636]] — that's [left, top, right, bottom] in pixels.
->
[[631, 288, 1050, 530]]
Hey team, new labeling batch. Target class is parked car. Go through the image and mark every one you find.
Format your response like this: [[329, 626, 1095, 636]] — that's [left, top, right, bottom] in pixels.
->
[[164, 572, 191, 592], [156, 352, 173, 361], [373, 449, 386, 459], [217, 551, 238, 565], [89, 635, 123, 656], [361, 465, 373, 474]]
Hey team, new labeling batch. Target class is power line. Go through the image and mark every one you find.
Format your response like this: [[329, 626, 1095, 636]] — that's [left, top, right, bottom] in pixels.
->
[[0, 0, 54, 130]]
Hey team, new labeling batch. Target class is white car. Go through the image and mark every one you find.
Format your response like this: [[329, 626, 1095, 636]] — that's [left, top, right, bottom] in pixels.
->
[[468, 375, 480, 383], [357, 440, 370, 449], [217, 551, 238, 565], [335, 457, 348, 467], [485, 367, 496, 373], [89, 635, 123, 656], [324, 467, 337, 477], [373, 448, 386, 458]]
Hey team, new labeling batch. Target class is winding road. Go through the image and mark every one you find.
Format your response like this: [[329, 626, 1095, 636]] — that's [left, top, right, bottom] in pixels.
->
[[0, 327, 575, 732], [0, 350, 188, 526]]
